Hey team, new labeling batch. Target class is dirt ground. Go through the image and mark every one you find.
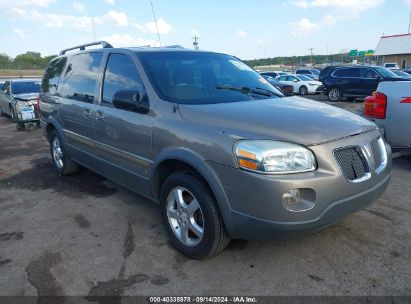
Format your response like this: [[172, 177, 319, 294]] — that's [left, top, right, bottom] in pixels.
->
[[0, 98, 410, 298]]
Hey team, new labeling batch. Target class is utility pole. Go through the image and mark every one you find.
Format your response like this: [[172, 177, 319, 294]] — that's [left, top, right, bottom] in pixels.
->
[[308, 47, 314, 65], [193, 36, 199, 50]]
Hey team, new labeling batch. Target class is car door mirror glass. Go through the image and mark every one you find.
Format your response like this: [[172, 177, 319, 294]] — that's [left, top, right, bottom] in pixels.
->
[[112, 90, 148, 113]]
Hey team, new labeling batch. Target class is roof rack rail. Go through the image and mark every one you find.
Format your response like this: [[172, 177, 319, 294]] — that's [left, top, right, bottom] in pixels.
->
[[165, 45, 184, 49], [59, 41, 113, 55]]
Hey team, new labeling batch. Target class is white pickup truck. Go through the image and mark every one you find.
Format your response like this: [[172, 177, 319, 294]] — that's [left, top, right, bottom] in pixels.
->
[[363, 81, 411, 157]]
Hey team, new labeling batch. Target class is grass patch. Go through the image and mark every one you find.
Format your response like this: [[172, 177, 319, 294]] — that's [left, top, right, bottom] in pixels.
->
[[0, 69, 44, 78]]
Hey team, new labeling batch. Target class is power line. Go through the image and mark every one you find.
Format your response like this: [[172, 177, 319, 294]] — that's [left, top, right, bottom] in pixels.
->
[[149, 0, 162, 46]]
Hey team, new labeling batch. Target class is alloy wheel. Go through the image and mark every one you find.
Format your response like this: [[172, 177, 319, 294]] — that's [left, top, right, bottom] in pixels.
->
[[52, 137, 64, 169], [166, 186, 204, 247]]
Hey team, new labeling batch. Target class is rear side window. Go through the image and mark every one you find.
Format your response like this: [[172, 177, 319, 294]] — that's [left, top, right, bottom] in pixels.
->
[[102, 54, 147, 106], [42, 57, 67, 95], [333, 68, 347, 78], [346, 68, 360, 78], [60, 52, 103, 103]]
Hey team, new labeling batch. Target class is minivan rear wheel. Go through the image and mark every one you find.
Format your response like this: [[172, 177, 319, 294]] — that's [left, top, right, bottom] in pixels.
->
[[328, 87, 341, 102], [160, 171, 230, 259], [49, 130, 79, 175]]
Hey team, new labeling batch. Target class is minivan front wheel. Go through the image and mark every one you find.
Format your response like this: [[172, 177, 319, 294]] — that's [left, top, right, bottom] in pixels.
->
[[328, 87, 341, 102], [160, 171, 230, 259], [49, 130, 79, 175]]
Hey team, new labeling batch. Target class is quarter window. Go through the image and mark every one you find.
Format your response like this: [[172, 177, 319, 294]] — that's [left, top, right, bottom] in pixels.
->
[[42, 57, 67, 95], [102, 54, 147, 106], [60, 52, 103, 103]]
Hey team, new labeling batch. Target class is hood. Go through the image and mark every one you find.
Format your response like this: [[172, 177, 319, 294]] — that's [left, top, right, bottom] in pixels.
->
[[178, 96, 376, 146], [12, 93, 39, 101]]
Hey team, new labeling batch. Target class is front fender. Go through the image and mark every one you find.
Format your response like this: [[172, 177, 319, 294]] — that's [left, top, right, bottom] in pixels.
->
[[150, 147, 234, 235]]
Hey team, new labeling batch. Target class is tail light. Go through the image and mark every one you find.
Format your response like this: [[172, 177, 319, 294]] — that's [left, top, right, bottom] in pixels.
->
[[36, 96, 40, 112], [364, 92, 387, 119]]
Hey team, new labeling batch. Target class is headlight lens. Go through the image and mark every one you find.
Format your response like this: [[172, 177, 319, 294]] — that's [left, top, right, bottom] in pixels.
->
[[16, 100, 28, 107], [234, 140, 316, 174]]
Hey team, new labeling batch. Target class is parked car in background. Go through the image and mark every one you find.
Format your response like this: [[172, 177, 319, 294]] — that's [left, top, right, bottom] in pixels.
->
[[363, 81, 411, 155], [0, 79, 41, 127], [295, 69, 321, 80], [260, 71, 288, 78], [276, 74, 322, 95], [383, 63, 399, 70], [261, 75, 294, 96], [0, 81, 4, 88], [322, 66, 409, 102], [392, 70, 411, 78], [40, 41, 391, 259]]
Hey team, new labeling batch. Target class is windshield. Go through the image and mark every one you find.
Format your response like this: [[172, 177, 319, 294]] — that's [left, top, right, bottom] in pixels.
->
[[297, 75, 312, 81], [373, 67, 398, 78], [12, 81, 40, 94], [394, 71, 411, 77], [310, 69, 320, 75], [385, 64, 395, 68], [138, 51, 281, 104]]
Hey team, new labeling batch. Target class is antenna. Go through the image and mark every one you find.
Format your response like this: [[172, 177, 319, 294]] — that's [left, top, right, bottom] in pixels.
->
[[149, 0, 162, 46], [193, 36, 199, 50], [90, 16, 97, 41], [408, 8, 411, 33]]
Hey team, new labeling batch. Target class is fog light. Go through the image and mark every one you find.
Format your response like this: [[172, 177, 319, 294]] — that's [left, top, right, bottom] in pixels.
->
[[282, 188, 316, 212], [282, 189, 301, 205]]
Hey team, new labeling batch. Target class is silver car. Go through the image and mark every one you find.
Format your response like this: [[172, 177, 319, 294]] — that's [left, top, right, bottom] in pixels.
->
[[0, 79, 41, 123], [39, 42, 391, 259]]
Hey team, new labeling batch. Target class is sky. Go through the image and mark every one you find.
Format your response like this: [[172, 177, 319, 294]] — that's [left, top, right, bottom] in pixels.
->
[[1, 0, 411, 60]]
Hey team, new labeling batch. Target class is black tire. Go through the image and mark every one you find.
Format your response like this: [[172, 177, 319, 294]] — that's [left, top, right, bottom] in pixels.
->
[[49, 130, 79, 175], [35, 121, 41, 129], [0, 107, 4, 117], [299, 86, 308, 95], [16, 122, 25, 131], [160, 171, 230, 259], [328, 87, 341, 102]]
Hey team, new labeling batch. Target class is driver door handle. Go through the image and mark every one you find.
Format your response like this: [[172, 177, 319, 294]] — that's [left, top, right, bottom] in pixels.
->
[[83, 108, 91, 118], [96, 110, 105, 121]]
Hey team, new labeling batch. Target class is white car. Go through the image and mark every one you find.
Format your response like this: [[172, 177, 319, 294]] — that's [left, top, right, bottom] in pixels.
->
[[383, 63, 399, 70], [275, 74, 322, 95]]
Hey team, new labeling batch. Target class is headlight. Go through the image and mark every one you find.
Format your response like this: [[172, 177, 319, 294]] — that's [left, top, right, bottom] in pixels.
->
[[234, 140, 316, 174], [16, 100, 28, 107]]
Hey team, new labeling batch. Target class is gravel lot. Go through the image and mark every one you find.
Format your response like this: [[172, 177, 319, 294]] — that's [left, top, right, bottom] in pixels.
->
[[0, 96, 410, 297]]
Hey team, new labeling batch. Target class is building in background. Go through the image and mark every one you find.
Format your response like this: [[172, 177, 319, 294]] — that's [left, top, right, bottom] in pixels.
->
[[375, 33, 411, 69]]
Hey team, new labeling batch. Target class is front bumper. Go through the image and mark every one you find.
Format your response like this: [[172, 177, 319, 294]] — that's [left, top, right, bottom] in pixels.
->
[[209, 130, 392, 240]]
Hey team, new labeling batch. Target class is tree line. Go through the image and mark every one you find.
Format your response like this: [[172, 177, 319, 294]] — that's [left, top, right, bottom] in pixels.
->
[[0, 52, 57, 70]]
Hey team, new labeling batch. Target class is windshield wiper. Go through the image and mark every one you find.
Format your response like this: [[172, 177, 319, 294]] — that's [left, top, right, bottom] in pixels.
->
[[216, 85, 280, 97]]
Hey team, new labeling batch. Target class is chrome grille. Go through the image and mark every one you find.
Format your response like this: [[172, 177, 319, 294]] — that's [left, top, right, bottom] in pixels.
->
[[334, 147, 368, 181], [370, 137, 387, 174]]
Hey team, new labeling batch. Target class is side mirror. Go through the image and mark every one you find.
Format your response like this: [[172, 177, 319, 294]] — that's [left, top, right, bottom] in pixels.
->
[[112, 90, 148, 113], [293, 79, 299, 82]]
